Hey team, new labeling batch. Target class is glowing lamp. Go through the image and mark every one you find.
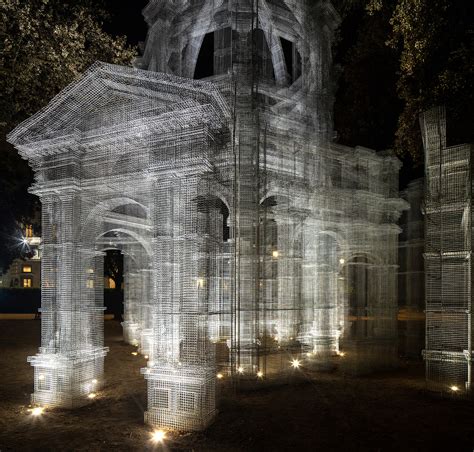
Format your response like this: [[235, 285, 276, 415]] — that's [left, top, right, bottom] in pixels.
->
[[237, 366, 244, 374], [131, 351, 138, 356], [272, 250, 279, 258], [88, 392, 97, 399], [151, 430, 166, 443], [31, 407, 44, 416], [339, 258, 345, 265], [450, 385, 459, 392], [217, 373, 224, 379], [291, 359, 301, 369], [257, 371, 264, 378]]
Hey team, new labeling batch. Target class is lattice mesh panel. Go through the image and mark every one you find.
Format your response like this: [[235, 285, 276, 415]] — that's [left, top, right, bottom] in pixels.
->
[[8, 0, 407, 431], [422, 106, 473, 394]]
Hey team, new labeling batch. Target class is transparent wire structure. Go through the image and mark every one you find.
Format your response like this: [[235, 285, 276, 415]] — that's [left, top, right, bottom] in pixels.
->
[[8, 0, 407, 431], [421, 106, 473, 394]]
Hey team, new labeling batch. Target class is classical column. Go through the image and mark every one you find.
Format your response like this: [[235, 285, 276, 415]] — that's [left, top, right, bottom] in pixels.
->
[[301, 224, 340, 358], [274, 212, 302, 345], [122, 255, 142, 346], [139, 268, 154, 357], [28, 190, 108, 408], [143, 177, 216, 431]]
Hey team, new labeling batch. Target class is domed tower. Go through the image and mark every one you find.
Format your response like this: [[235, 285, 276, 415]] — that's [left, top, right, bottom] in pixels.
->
[[136, 0, 341, 371], [136, 0, 339, 140]]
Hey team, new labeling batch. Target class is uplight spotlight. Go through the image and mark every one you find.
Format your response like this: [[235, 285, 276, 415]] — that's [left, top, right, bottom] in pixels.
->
[[31, 407, 44, 416], [291, 359, 301, 369], [151, 429, 166, 443]]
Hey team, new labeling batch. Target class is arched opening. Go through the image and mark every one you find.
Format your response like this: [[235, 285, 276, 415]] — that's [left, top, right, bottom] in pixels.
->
[[111, 203, 147, 219], [194, 27, 234, 79], [342, 255, 378, 340], [95, 227, 152, 350], [280, 37, 302, 85], [194, 32, 215, 79], [104, 249, 124, 321]]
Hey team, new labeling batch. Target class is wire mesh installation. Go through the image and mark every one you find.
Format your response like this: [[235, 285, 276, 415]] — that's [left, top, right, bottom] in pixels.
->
[[8, 0, 407, 432], [422, 107, 473, 394]]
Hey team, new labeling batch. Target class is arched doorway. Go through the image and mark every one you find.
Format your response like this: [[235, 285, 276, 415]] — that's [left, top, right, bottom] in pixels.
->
[[95, 227, 152, 353], [339, 253, 395, 374]]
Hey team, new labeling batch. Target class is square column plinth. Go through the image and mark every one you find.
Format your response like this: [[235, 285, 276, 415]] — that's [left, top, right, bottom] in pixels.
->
[[143, 364, 216, 431], [27, 347, 108, 408]]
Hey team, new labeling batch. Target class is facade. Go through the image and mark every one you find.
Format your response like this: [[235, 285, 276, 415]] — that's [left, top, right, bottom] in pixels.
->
[[398, 178, 425, 358], [0, 226, 41, 289], [422, 107, 473, 393], [8, 0, 406, 431]]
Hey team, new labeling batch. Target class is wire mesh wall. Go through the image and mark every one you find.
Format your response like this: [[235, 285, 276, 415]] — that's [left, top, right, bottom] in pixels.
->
[[8, 0, 406, 432], [422, 106, 473, 394]]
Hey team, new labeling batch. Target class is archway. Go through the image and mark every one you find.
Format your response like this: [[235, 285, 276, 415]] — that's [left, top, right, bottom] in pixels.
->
[[94, 217, 153, 352], [340, 253, 381, 342]]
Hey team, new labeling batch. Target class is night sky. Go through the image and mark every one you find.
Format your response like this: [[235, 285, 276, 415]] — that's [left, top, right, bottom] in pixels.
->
[[102, 0, 149, 47]]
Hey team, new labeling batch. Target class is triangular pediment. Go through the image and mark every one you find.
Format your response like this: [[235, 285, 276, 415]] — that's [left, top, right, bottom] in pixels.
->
[[8, 62, 229, 153]]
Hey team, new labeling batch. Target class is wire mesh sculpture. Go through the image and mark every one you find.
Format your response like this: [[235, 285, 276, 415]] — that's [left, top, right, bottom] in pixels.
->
[[422, 106, 473, 394], [8, 0, 407, 431]]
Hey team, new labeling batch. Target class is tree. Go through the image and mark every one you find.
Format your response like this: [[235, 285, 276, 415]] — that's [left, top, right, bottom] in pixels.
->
[[333, 0, 401, 152], [104, 250, 123, 290], [331, 0, 474, 165], [388, 0, 474, 163], [0, 0, 137, 270]]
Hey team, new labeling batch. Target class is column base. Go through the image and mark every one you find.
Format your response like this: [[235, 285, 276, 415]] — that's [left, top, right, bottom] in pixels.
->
[[121, 321, 141, 346], [143, 364, 216, 431], [140, 328, 153, 356], [27, 347, 108, 408]]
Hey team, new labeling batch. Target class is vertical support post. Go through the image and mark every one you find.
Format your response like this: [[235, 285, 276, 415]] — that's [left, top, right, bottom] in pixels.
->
[[274, 213, 299, 345], [122, 253, 142, 346], [144, 177, 216, 431], [28, 190, 108, 408]]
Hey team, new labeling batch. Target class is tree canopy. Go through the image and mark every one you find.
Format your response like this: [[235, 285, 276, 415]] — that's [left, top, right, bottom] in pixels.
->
[[333, 0, 474, 166], [0, 0, 136, 270]]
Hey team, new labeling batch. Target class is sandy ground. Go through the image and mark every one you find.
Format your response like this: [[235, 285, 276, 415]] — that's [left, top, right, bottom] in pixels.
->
[[0, 320, 473, 451]]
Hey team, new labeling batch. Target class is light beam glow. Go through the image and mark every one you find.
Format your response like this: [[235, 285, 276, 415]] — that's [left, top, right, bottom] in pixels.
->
[[290, 359, 301, 369], [151, 430, 166, 443], [30, 407, 44, 416]]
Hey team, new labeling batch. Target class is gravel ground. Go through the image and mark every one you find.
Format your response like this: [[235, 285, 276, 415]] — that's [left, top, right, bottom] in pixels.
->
[[0, 320, 473, 451]]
